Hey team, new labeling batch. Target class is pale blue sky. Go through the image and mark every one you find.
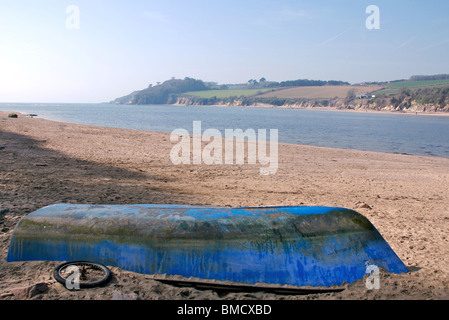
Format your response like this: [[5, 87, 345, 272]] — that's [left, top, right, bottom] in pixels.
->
[[1, 0, 449, 103]]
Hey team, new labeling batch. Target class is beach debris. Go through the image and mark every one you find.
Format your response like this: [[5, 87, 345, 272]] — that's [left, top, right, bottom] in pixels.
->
[[354, 201, 372, 209], [34, 163, 48, 167], [152, 277, 345, 295], [53, 261, 112, 290], [7, 113, 18, 118]]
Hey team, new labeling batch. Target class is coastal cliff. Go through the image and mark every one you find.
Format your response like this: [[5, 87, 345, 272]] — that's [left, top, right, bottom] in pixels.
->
[[113, 76, 449, 113], [171, 95, 449, 113]]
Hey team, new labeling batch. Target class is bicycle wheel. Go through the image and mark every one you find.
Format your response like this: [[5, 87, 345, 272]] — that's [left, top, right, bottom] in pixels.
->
[[54, 261, 112, 289]]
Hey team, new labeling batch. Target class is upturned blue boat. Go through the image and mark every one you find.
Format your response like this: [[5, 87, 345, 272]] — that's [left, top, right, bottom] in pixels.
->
[[7, 203, 408, 287]]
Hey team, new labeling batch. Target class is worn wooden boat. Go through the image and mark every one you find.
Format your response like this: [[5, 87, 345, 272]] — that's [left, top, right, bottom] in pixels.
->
[[7, 203, 408, 287]]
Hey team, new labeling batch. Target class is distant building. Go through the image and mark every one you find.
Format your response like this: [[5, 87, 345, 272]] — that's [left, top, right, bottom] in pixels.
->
[[356, 93, 371, 99]]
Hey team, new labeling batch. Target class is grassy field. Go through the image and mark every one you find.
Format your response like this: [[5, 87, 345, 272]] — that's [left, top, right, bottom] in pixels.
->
[[185, 80, 449, 100], [385, 79, 449, 89], [185, 88, 274, 98], [257, 85, 382, 99], [375, 79, 449, 96]]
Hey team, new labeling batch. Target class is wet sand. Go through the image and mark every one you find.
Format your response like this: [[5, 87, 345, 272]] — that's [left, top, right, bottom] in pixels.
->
[[1, 111, 449, 300]]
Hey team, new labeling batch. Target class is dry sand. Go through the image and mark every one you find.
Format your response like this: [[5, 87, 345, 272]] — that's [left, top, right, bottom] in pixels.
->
[[1, 111, 449, 300]]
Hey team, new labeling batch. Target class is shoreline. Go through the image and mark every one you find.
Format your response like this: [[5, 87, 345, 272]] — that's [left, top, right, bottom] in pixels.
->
[[1, 111, 449, 300], [3, 109, 448, 161], [3, 102, 449, 118], [168, 102, 449, 117]]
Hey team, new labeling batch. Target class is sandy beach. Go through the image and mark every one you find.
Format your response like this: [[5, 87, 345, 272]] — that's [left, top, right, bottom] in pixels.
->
[[1, 110, 449, 300]]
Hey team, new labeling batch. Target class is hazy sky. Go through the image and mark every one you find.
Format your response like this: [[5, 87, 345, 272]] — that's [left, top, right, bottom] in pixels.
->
[[1, 0, 449, 103]]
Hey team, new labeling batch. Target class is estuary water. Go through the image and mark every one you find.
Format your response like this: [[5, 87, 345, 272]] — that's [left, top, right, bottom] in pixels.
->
[[1, 103, 448, 158]]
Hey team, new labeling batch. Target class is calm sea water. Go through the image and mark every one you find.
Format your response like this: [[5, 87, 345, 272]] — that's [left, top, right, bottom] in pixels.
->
[[1, 103, 449, 158]]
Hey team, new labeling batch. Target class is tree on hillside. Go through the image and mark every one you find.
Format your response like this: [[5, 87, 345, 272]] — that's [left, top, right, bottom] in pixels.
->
[[399, 87, 410, 96], [345, 89, 356, 104], [409, 74, 449, 81], [114, 77, 208, 105], [248, 79, 258, 86]]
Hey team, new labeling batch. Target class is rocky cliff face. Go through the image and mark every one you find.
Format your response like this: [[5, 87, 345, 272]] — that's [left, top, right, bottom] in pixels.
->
[[172, 96, 449, 113], [350, 96, 449, 113]]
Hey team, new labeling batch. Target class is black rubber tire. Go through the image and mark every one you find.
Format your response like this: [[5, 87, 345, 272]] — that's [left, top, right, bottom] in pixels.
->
[[54, 261, 112, 289]]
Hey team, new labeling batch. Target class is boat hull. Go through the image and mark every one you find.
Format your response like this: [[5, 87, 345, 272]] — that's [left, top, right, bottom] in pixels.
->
[[6, 204, 408, 287]]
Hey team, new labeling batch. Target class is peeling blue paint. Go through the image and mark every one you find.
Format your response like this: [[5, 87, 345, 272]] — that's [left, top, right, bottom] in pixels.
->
[[7, 204, 408, 287]]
